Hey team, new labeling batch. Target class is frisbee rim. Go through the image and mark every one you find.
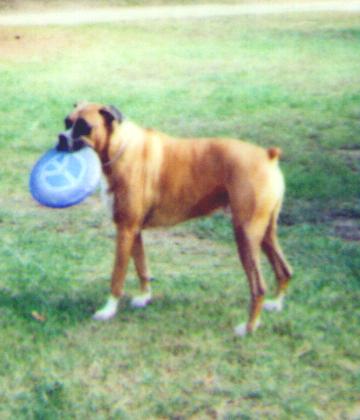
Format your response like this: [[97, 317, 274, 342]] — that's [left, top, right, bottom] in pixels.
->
[[29, 147, 101, 209]]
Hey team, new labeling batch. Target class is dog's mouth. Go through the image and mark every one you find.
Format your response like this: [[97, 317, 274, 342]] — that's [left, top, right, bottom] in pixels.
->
[[56, 117, 93, 152], [56, 132, 88, 152]]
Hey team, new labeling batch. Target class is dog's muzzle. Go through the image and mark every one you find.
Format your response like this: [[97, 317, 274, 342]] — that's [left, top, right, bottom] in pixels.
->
[[56, 130, 87, 152]]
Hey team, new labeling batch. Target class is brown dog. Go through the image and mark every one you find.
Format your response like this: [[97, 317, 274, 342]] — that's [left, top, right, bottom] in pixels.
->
[[57, 102, 292, 336]]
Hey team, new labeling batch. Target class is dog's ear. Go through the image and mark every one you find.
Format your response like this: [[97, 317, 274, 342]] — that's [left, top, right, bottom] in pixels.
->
[[99, 105, 123, 125]]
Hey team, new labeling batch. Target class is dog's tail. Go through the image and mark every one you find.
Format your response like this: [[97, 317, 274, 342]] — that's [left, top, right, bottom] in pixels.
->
[[267, 147, 282, 161]]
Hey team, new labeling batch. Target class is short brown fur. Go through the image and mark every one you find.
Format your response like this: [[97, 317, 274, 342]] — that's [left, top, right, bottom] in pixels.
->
[[67, 103, 293, 334]]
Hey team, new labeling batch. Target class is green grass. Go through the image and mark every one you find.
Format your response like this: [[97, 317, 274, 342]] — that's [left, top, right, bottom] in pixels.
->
[[0, 11, 360, 419]]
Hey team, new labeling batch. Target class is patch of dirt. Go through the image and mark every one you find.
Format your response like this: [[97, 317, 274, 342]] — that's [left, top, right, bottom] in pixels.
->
[[333, 217, 360, 241], [337, 146, 360, 173], [338, 149, 360, 156], [0, 28, 76, 61], [332, 146, 360, 240], [0, 2, 360, 27]]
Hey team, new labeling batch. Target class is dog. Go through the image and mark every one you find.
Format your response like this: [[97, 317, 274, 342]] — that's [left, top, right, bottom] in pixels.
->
[[57, 102, 293, 336]]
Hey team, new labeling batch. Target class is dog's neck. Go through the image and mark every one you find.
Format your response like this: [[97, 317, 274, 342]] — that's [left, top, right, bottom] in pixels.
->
[[101, 120, 144, 169], [102, 136, 127, 168]]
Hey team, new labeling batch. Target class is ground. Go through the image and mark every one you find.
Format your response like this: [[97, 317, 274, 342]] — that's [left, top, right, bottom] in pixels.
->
[[0, 4, 359, 419]]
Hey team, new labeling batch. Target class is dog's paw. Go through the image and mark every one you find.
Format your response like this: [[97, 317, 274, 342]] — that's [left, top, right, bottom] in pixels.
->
[[234, 319, 260, 337], [92, 309, 117, 321], [92, 295, 119, 321], [263, 297, 284, 312], [131, 292, 152, 309], [234, 323, 248, 337]]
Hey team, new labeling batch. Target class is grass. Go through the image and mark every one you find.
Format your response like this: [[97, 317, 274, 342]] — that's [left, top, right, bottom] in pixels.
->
[[0, 10, 359, 419]]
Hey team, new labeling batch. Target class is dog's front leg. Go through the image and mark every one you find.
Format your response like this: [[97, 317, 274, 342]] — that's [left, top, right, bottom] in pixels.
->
[[93, 226, 137, 321]]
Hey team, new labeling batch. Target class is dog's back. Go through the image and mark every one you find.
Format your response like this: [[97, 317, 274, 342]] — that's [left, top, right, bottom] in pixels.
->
[[138, 131, 284, 229]]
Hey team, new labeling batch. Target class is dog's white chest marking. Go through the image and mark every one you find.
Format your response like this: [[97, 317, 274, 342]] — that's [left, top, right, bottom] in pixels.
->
[[100, 177, 114, 217]]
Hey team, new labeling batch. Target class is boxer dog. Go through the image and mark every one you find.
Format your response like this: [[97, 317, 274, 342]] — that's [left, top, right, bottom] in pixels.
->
[[57, 102, 292, 336]]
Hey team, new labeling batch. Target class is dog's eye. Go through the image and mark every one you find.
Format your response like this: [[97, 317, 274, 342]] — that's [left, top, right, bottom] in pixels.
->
[[64, 117, 73, 129], [73, 118, 92, 139]]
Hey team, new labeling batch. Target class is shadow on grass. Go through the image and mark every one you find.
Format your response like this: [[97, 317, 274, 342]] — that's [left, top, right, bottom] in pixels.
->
[[0, 287, 101, 332], [0, 285, 212, 335]]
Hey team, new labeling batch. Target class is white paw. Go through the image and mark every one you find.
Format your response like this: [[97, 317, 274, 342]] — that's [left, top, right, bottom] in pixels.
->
[[234, 319, 260, 337], [92, 295, 119, 321], [131, 292, 152, 309], [234, 322, 248, 337], [263, 297, 284, 312]]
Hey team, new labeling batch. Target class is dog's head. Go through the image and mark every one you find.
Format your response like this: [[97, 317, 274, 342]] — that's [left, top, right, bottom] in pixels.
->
[[57, 102, 123, 153]]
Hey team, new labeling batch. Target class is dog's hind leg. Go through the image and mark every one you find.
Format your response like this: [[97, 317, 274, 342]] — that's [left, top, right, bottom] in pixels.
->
[[262, 204, 293, 312], [233, 218, 269, 337], [131, 232, 153, 308]]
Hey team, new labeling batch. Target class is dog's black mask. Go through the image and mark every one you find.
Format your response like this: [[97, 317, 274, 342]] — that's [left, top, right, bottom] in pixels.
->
[[56, 117, 91, 152]]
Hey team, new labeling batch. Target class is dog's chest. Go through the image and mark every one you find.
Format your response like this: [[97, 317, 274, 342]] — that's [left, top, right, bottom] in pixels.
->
[[100, 177, 115, 217]]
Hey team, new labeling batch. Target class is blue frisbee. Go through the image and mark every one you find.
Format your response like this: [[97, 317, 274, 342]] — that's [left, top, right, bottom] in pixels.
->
[[29, 147, 101, 208]]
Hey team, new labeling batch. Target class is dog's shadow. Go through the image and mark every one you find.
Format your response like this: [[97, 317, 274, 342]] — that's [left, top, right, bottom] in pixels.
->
[[0, 287, 103, 333], [0, 283, 227, 339], [0, 286, 182, 330]]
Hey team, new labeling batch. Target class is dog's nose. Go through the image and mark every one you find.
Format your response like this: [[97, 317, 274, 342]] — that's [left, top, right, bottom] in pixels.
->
[[57, 134, 69, 152]]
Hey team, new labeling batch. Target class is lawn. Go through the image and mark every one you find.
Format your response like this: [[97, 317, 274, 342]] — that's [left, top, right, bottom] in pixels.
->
[[0, 9, 359, 419]]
